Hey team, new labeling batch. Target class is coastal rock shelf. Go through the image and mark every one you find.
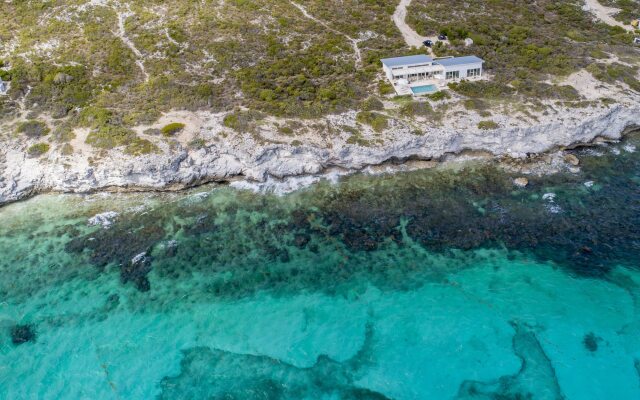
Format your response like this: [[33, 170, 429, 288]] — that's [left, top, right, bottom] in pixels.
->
[[1, 105, 639, 205]]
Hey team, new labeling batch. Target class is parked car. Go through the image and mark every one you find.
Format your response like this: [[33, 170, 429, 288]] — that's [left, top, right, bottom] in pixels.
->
[[438, 34, 448, 40], [423, 40, 433, 47]]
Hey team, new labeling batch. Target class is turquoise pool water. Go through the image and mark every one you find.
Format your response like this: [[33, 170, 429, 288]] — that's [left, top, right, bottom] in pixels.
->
[[1, 134, 640, 399], [411, 84, 438, 94]]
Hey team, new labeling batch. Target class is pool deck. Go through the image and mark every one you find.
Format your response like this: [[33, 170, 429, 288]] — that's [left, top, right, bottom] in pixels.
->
[[392, 78, 443, 96]]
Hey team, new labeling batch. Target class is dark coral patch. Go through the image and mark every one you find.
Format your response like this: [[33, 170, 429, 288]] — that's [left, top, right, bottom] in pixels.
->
[[583, 332, 601, 353], [11, 324, 36, 345]]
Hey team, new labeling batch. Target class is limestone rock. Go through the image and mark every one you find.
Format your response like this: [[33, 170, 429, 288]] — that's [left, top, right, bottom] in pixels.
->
[[514, 177, 529, 187], [0, 105, 639, 206], [564, 154, 580, 166]]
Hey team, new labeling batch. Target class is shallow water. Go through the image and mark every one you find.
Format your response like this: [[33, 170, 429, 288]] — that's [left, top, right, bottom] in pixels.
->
[[1, 135, 640, 399]]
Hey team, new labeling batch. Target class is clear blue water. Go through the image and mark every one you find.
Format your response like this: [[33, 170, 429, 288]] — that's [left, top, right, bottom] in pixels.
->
[[1, 135, 640, 399], [411, 84, 437, 94]]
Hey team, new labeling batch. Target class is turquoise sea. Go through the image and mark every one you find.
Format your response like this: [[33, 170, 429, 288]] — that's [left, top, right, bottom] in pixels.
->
[[1, 134, 640, 399]]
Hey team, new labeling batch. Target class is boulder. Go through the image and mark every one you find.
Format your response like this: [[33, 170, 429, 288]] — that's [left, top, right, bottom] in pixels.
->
[[514, 177, 529, 187], [564, 153, 580, 166]]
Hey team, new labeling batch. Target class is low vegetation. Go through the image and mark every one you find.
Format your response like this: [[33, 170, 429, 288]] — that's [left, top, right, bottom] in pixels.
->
[[598, 0, 640, 23], [356, 111, 389, 132], [478, 120, 500, 130], [409, 0, 640, 100], [27, 143, 50, 157], [160, 123, 186, 137], [17, 120, 50, 138], [0, 0, 638, 152]]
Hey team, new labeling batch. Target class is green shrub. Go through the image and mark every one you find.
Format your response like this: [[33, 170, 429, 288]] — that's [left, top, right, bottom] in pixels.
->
[[223, 114, 239, 130], [356, 111, 388, 132], [17, 120, 50, 138], [378, 80, 395, 96], [448, 81, 514, 99], [188, 138, 207, 149], [399, 101, 435, 118], [427, 90, 450, 101], [86, 125, 137, 149], [464, 99, 489, 111], [346, 134, 373, 146], [478, 120, 500, 130], [27, 143, 50, 157], [278, 125, 294, 136], [61, 143, 74, 155], [222, 110, 265, 132], [124, 137, 159, 155], [160, 122, 186, 137], [360, 97, 384, 111]]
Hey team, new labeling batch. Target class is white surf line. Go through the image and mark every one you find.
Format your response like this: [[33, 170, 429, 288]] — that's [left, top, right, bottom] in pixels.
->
[[393, 0, 437, 50], [115, 10, 150, 82], [290, 1, 362, 67], [583, 0, 633, 31]]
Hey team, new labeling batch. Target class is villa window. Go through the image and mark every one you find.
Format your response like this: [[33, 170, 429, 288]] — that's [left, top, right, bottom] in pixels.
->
[[467, 68, 481, 77], [446, 71, 460, 80]]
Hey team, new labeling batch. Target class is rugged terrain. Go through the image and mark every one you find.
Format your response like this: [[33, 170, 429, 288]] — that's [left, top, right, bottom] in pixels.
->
[[1, 0, 639, 204]]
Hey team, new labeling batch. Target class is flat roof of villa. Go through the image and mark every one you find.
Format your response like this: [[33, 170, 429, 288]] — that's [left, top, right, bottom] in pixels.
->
[[434, 56, 484, 66], [381, 55, 433, 67]]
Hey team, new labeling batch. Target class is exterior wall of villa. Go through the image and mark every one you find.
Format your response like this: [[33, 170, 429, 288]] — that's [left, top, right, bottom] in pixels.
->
[[381, 55, 484, 95]]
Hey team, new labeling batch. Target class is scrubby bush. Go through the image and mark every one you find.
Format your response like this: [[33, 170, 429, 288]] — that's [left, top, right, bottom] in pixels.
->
[[61, 143, 74, 155], [356, 111, 388, 132], [27, 143, 50, 157], [360, 97, 384, 111], [278, 125, 294, 136], [124, 137, 159, 155], [399, 101, 436, 118], [378, 80, 395, 96], [17, 120, 50, 138], [86, 125, 137, 149], [478, 120, 500, 130], [160, 122, 186, 137], [223, 110, 265, 132], [448, 81, 514, 99], [427, 90, 450, 101]]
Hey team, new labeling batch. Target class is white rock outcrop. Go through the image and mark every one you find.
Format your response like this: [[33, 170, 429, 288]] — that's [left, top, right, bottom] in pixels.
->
[[0, 105, 639, 205]]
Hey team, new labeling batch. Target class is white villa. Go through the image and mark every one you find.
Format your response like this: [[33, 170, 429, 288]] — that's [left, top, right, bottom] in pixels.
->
[[380, 54, 484, 96]]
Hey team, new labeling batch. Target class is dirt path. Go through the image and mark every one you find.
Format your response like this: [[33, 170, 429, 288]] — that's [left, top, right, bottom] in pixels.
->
[[393, 0, 437, 50], [115, 10, 150, 82], [583, 0, 633, 31], [290, 1, 362, 67]]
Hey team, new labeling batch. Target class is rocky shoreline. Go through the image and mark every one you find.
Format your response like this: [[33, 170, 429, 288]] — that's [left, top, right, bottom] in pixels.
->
[[1, 104, 639, 206]]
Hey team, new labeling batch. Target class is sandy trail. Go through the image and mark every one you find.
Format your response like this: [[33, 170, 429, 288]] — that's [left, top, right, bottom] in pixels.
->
[[393, 0, 437, 49], [290, 1, 362, 67], [583, 0, 633, 31], [115, 11, 150, 82]]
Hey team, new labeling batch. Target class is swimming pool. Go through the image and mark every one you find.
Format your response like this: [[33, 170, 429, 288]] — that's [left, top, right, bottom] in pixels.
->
[[411, 84, 438, 95]]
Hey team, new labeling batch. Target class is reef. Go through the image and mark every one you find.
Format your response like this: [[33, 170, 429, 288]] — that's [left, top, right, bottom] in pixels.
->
[[10, 324, 36, 345]]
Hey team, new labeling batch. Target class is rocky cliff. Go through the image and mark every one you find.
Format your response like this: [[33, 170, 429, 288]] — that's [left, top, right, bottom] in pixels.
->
[[1, 105, 638, 205]]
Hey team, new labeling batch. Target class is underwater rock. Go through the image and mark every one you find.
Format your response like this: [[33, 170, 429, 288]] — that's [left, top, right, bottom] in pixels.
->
[[583, 332, 601, 353], [158, 321, 386, 399], [165, 240, 178, 257], [456, 322, 564, 399], [88, 211, 119, 229], [11, 324, 36, 345], [121, 252, 153, 292], [294, 233, 311, 248], [104, 294, 120, 311]]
